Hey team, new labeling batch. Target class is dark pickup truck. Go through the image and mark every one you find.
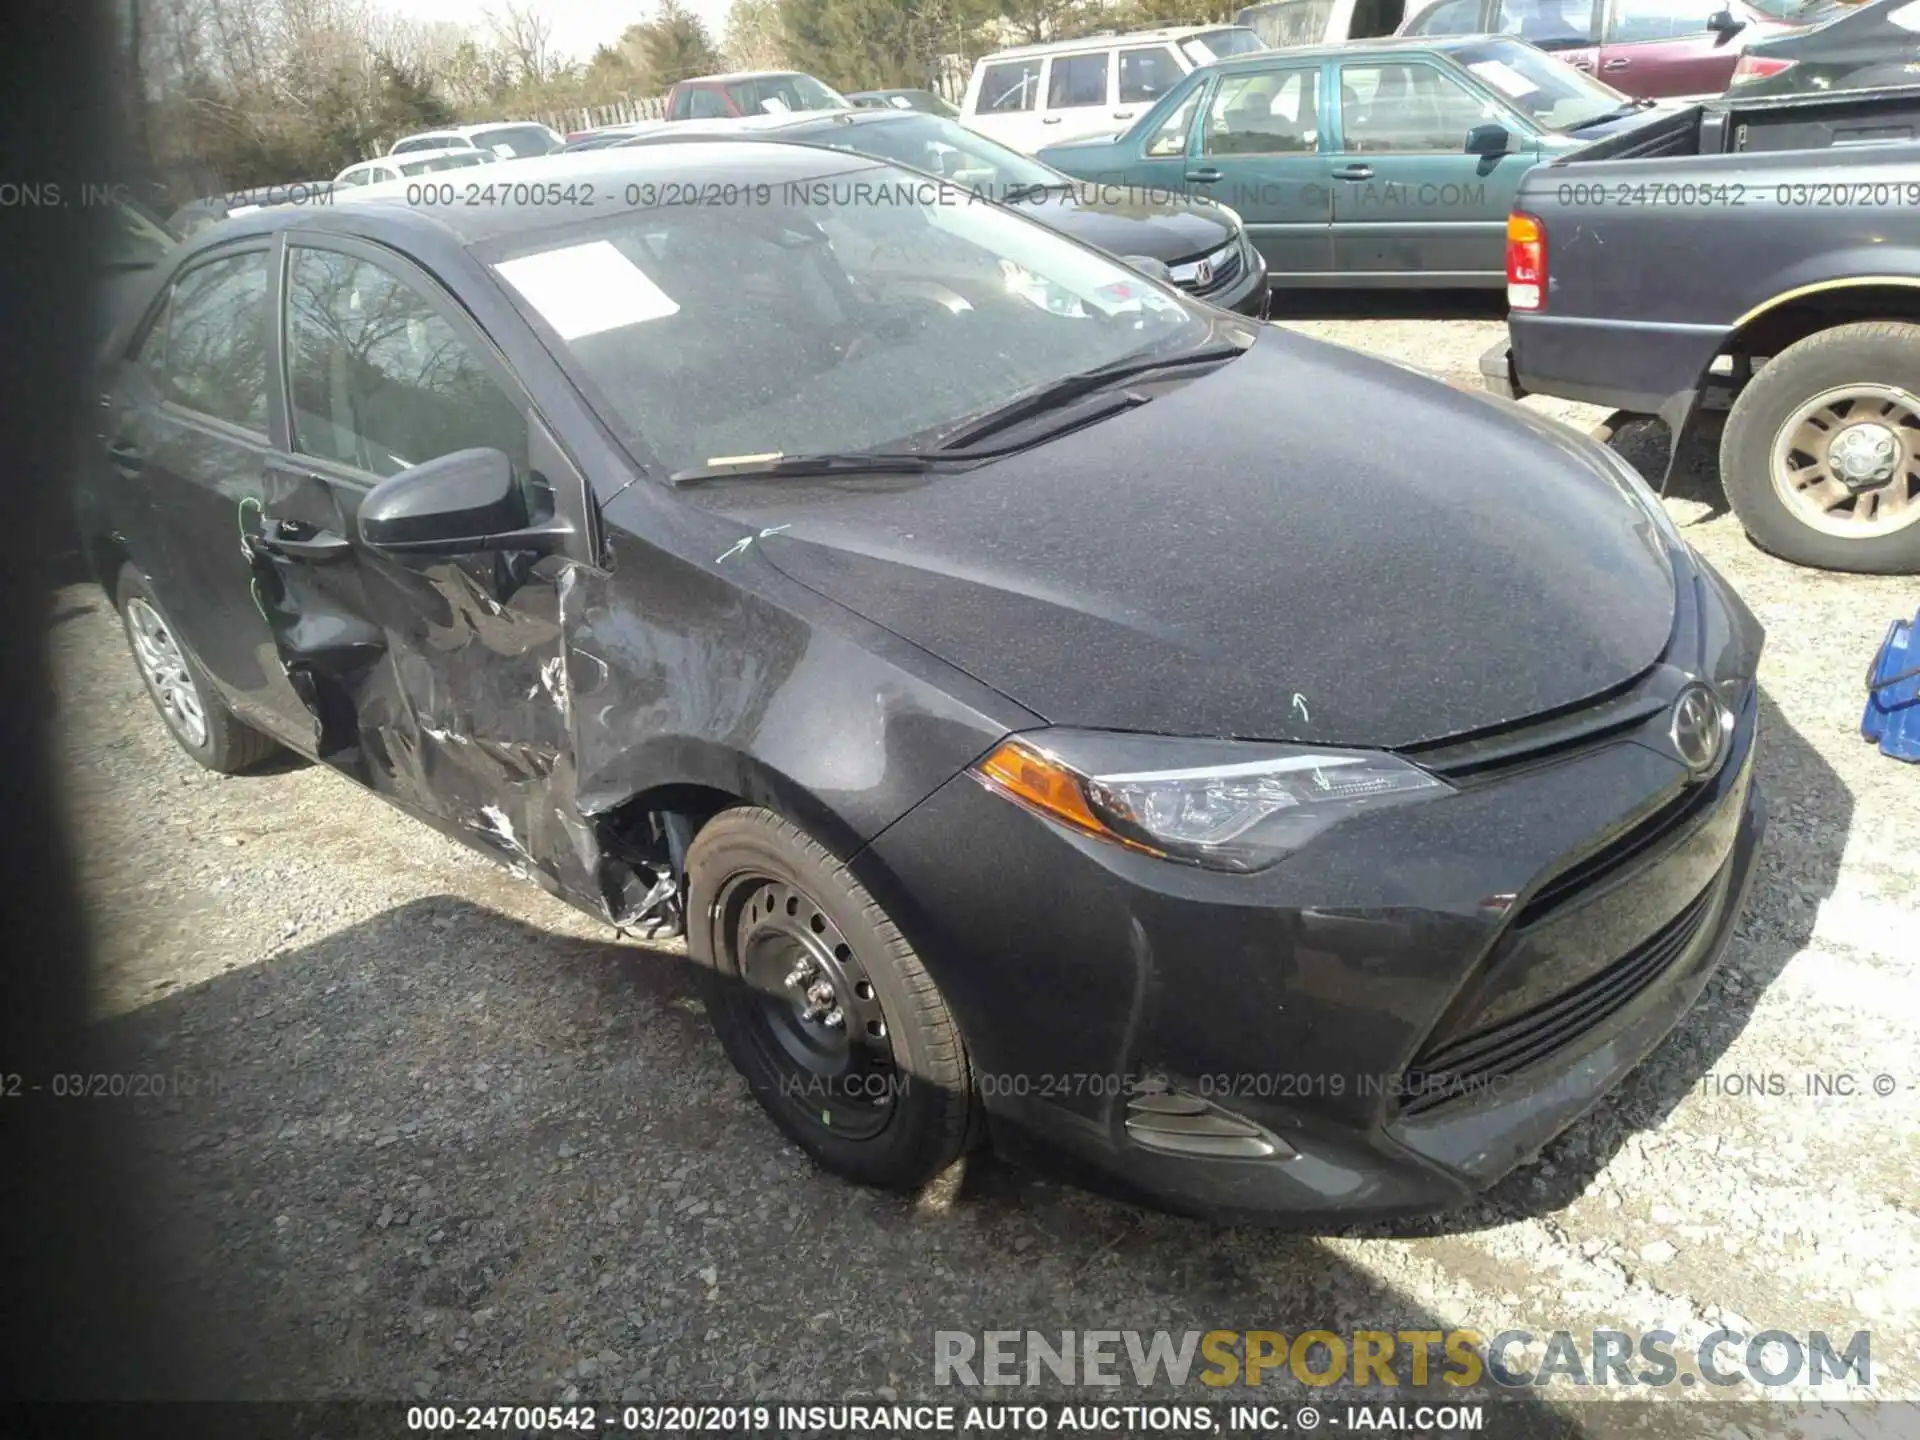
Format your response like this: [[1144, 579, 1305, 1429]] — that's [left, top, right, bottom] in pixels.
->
[[1482, 85, 1920, 574]]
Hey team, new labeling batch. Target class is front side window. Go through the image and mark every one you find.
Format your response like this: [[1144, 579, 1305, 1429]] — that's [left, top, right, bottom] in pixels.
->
[[488, 160, 1213, 477], [1120, 46, 1187, 103], [978, 59, 1043, 114], [1048, 53, 1111, 108], [284, 246, 526, 478], [1203, 67, 1322, 154], [141, 251, 270, 430], [1338, 61, 1500, 152]]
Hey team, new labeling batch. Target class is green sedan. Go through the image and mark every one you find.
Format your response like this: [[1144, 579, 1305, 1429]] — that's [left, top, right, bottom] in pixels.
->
[[1035, 34, 1664, 287]]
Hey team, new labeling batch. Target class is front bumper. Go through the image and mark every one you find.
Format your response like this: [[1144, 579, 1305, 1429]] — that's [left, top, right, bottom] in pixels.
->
[[857, 571, 1765, 1224]]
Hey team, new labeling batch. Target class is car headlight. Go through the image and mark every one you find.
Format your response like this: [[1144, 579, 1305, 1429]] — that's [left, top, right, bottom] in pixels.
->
[[971, 733, 1452, 873]]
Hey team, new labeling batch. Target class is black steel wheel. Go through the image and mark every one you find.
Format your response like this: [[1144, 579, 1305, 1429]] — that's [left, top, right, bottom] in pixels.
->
[[686, 807, 977, 1189]]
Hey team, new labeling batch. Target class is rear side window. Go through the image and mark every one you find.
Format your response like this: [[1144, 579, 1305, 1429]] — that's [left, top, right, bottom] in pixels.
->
[[977, 59, 1043, 113], [284, 246, 527, 479], [1496, 0, 1594, 43], [1120, 46, 1186, 103], [1048, 52, 1111, 108], [1405, 0, 1487, 30], [138, 251, 270, 431]]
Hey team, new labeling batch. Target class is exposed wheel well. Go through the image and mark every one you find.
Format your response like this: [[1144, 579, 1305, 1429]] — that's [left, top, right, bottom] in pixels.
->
[[1728, 286, 1920, 366]]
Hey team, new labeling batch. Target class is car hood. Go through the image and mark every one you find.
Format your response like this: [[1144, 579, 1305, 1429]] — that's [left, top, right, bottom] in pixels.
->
[[698, 330, 1677, 749], [1008, 187, 1237, 263]]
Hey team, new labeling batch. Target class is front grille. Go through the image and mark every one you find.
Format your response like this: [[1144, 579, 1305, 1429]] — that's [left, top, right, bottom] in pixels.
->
[[1169, 241, 1243, 296], [1399, 877, 1720, 1118], [1512, 775, 1719, 928]]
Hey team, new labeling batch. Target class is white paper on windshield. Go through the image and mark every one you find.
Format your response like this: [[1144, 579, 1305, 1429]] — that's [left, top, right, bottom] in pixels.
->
[[495, 241, 680, 339], [1468, 60, 1541, 98], [761, 96, 791, 113], [1890, 0, 1920, 31], [491, 142, 516, 157]]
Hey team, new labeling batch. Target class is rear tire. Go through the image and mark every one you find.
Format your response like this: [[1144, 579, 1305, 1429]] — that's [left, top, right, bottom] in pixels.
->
[[685, 806, 977, 1191], [115, 564, 281, 774], [1719, 321, 1920, 574]]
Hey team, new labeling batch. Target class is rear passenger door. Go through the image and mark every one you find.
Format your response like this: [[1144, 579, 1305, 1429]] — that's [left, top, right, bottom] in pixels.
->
[[255, 234, 595, 874], [105, 243, 316, 744], [1328, 57, 1534, 281], [1041, 47, 1122, 145], [1185, 62, 1335, 276]]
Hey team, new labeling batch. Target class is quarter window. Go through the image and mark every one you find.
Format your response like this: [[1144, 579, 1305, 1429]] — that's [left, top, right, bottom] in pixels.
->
[[1047, 53, 1110, 109], [284, 246, 526, 479], [139, 251, 270, 430], [978, 59, 1043, 114], [1338, 62, 1501, 153]]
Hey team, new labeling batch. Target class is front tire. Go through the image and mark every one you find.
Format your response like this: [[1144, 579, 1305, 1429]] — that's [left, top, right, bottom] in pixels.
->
[[116, 564, 280, 774], [1719, 321, 1920, 574], [685, 807, 977, 1190]]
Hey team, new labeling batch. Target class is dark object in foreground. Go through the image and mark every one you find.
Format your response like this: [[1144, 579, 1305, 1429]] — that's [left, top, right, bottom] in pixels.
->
[[1485, 83, 1920, 574], [80, 140, 1764, 1223]]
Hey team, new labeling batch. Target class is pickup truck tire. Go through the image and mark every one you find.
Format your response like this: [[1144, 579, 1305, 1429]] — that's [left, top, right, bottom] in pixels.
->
[[685, 806, 978, 1192], [1720, 322, 1920, 574]]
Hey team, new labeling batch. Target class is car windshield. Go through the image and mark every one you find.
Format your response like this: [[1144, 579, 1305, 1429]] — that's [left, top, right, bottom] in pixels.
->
[[813, 113, 1065, 200], [1184, 27, 1269, 60], [472, 124, 561, 157], [400, 152, 490, 175], [727, 74, 849, 114], [1452, 38, 1631, 130], [488, 158, 1213, 476]]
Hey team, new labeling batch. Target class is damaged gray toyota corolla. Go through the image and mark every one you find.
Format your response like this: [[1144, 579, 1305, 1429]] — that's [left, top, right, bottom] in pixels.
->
[[82, 141, 1766, 1223]]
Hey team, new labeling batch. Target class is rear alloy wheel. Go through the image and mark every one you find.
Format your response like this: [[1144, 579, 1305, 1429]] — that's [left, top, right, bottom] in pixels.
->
[[1721, 322, 1920, 574], [686, 807, 977, 1190], [116, 564, 281, 773]]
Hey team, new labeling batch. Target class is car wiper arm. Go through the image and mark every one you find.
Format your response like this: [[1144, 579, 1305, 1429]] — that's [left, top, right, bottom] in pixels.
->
[[933, 342, 1247, 453], [668, 450, 934, 487]]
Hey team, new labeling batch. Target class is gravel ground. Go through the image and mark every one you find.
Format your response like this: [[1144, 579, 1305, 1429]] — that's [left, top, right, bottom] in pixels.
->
[[46, 302, 1920, 1435]]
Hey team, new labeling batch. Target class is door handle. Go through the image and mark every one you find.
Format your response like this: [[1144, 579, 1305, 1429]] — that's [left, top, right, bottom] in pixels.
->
[[255, 521, 352, 564], [1572, 57, 1594, 68], [1113, 109, 1135, 120], [1603, 57, 1630, 69], [1042, 115, 1062, 124], [1332, 165, 1374, 180], [1185, 167, 1223, 183], [106, 440, 144, 473]]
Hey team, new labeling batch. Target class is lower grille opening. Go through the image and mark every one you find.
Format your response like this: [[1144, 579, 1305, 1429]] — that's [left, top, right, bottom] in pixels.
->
[[1125, 1087, 1294, 1160], [1398, 878, 1720, 1118]]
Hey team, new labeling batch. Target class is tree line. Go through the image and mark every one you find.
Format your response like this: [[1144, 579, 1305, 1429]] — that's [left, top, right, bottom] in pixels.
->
[[113, 0, 1241, 203]]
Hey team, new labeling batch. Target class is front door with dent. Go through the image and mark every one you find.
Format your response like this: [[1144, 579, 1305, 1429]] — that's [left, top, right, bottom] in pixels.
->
[[257, 234, 594, 885], [1328, 58, 1535, 281], [1184, 62, 1334, 278]]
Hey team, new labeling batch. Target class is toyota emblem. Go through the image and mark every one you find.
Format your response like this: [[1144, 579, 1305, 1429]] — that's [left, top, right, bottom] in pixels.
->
[[1669, 683, 1728, 777]]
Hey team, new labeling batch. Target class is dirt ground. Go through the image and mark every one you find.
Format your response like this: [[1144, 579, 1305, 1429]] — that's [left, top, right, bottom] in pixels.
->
[[46, 299, 1920, 1434]]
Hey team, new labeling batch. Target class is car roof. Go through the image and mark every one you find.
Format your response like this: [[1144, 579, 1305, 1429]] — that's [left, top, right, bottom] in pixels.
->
[[1205, 31, 1496, 63], [673, 70, 813, 85], [188, 142, 892, 252], [977, 24, 1254, 60]]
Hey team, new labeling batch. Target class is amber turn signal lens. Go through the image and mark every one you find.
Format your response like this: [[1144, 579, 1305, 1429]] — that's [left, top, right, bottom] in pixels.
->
[[972, 740, 1162, 855]]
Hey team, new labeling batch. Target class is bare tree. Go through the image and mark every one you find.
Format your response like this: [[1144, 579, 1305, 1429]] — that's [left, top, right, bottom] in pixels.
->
[[485, 0, 558, 88], [721, 0, 786, 71]]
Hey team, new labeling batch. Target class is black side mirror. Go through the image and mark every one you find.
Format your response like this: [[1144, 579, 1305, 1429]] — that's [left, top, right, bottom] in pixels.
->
[[1707, 7, 1746, 41], [359, 447, 571, 556], [1465, 122, 1511, 156]]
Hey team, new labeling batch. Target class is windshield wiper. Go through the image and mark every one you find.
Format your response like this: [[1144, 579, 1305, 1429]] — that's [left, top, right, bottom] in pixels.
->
[[933, 342, 1248, 453], [668, 450, 934, 487]]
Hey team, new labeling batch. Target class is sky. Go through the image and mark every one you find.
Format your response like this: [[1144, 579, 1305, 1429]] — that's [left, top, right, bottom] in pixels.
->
[[380, 0, 737, 64]]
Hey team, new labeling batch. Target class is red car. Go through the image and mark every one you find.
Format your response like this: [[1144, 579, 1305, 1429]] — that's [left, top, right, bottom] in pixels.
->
[[663, 70, 852, 120], [1396, 0, 1813, 97]]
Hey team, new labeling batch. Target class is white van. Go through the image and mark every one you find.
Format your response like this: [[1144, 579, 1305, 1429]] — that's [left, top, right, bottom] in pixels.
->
[[1233, 0, 1412, 47], [958, 25, 1266, 152]]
